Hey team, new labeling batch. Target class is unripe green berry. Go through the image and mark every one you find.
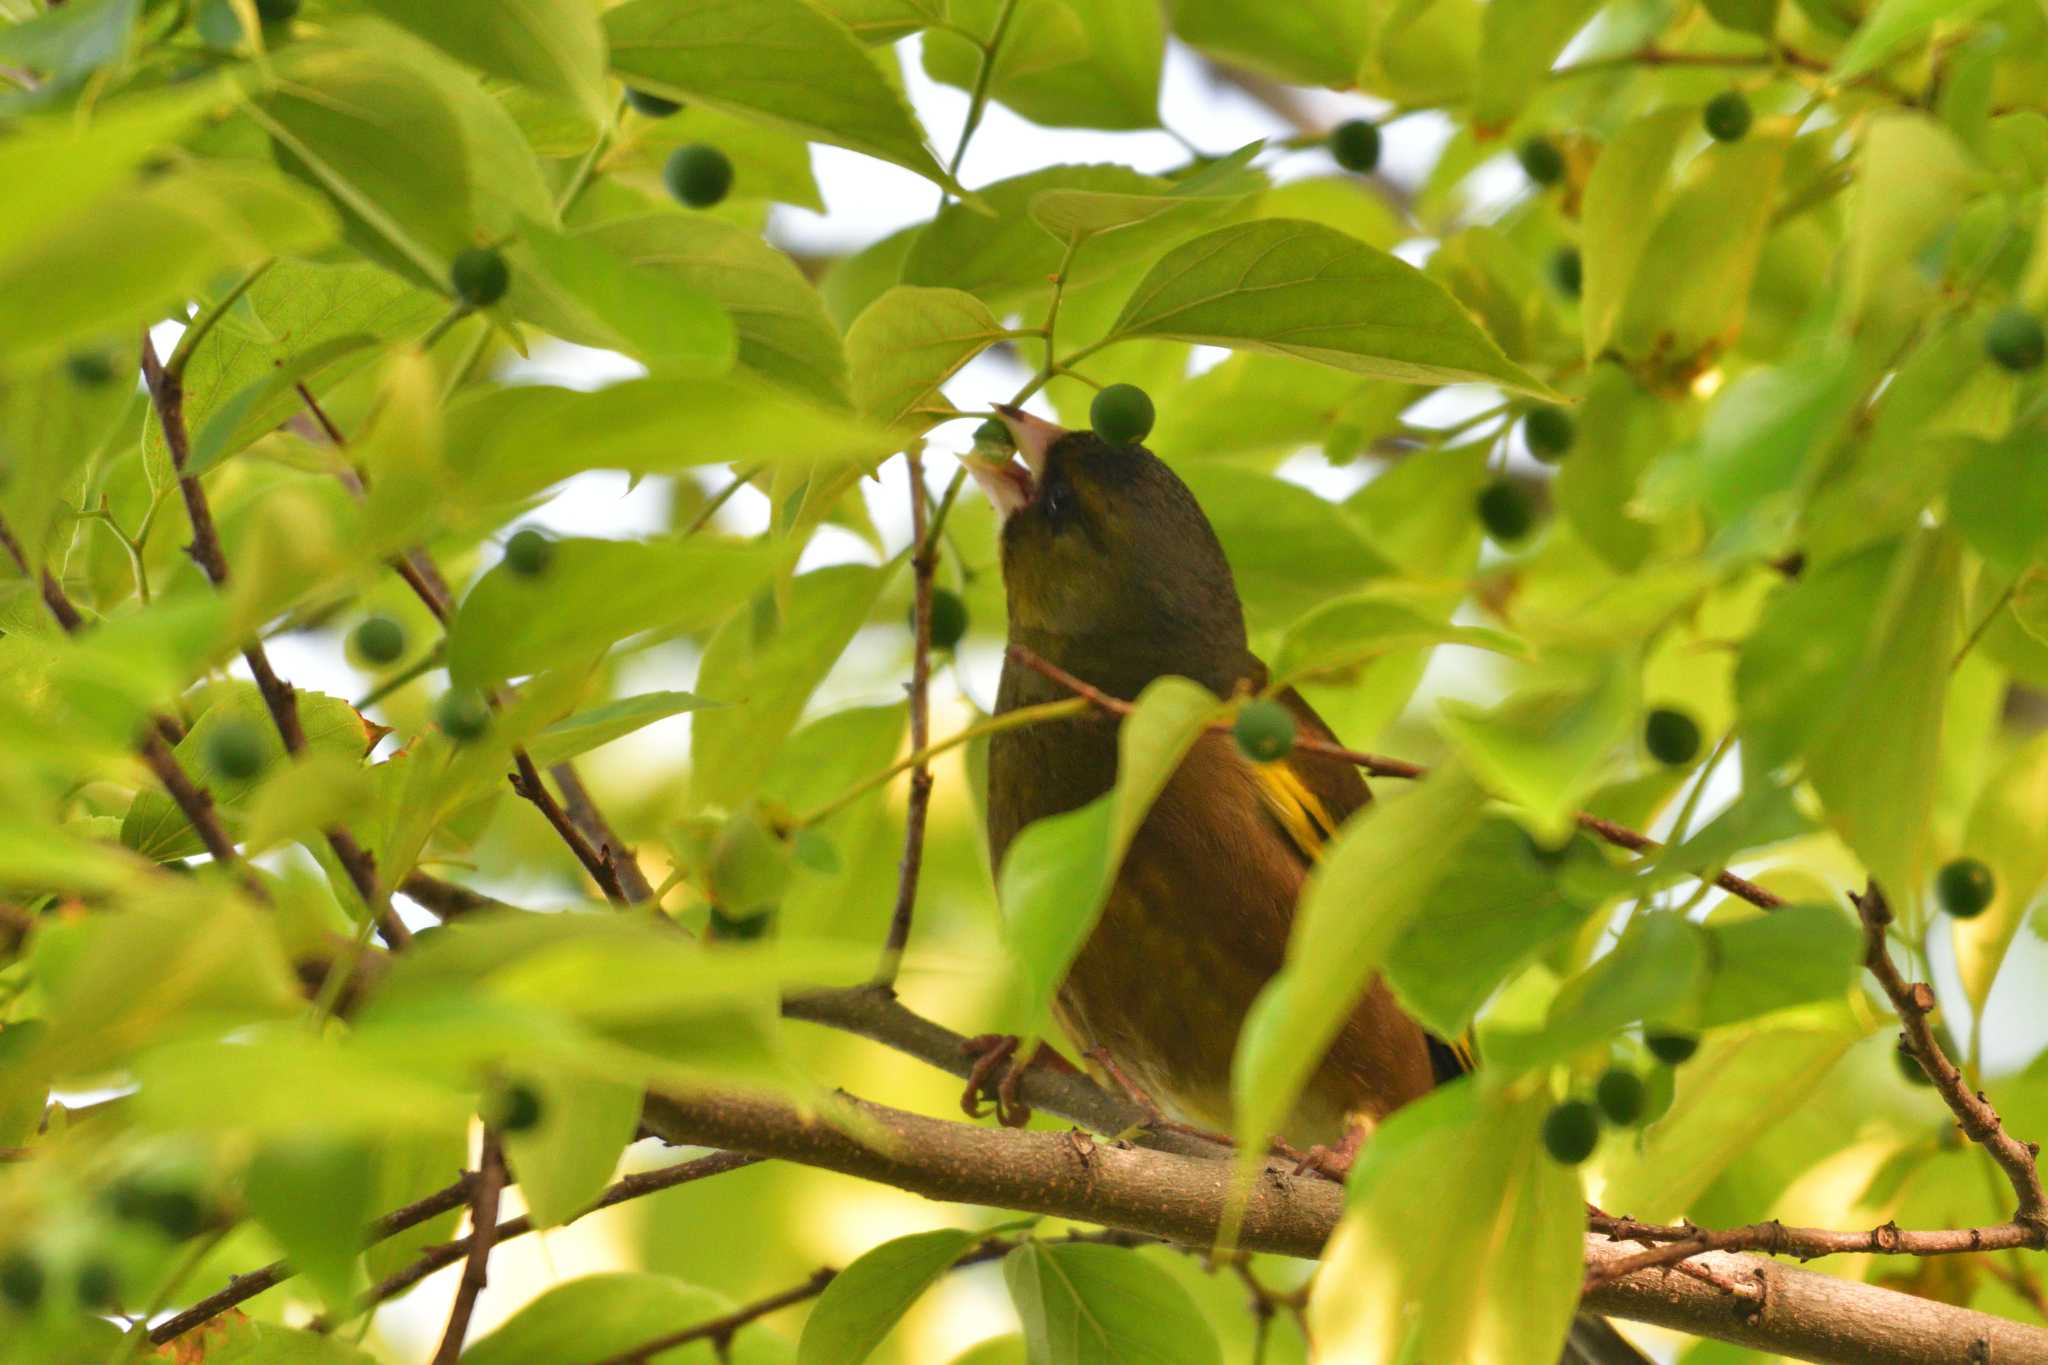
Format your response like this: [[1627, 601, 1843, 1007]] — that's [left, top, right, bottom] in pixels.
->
[[1645, 1030, 1699, 1065], [1476, 478, 1534, 543], [1090, 383, 1154, 444], [709, 904, 773, 940], [1936, 857, 1995, 919], [65, 352, 116, 387], [1703, 91, 1753, 142], [921, 587, 968, 651], [624, 87, 682, 118], [665, 144, 734, 209], [490, 1083, 545, 1134], [1985, 307, 2045, 372], [1895, 1024, 1959, 1087], [255, 0, 299, 21], [503, 527, 554, 577], [1595, 1067, 1647, 1126], [1330, 119, 1381, 174], [1644, 708, 1702, 766], [1549, 246, 1582, 298], [75, 1259, 119, 1309], [971, 417, 1013, 452], [1542, 1099, 1601, 1164], [109, 1180, 205, 1240], [1233, 698, 1296, 764], [1523, 406, 1575, 462], [351, 615, 406, 667], [449, 247, 510, 308], [1516, 136, 1565, 186], [0, 1252, 43, 1310], [205, 719, 266, 782], [436, 688, 491, 743]]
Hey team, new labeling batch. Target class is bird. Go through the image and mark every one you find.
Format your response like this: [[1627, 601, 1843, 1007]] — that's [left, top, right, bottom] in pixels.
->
[[963, 402, 1651, 1365]]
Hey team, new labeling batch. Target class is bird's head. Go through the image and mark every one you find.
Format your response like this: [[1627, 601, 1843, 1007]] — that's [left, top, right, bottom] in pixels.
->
[[964, 404, 1247, 693]]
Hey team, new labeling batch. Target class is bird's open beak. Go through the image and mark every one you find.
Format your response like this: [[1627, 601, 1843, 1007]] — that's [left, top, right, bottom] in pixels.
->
[[962, 403, 1067, 518]]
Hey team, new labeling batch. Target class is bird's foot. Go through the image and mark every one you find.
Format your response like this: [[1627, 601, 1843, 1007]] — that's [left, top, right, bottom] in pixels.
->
[[1290, 1122, 1368, 1183], [1083, 1046, 1238, 1148], [960, 1034, 1077, 1128]]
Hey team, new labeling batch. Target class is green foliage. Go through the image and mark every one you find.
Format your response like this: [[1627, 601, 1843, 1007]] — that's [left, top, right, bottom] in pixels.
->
[[1005, 1241, 1222, 1365]]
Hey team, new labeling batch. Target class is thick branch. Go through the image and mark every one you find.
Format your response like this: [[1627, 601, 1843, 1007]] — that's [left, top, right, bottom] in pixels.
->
[[640, 1086, 2048, 1365]]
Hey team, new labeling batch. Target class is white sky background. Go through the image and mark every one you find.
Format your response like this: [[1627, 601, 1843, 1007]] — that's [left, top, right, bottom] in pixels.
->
[[234, 33, 2047, 1361]]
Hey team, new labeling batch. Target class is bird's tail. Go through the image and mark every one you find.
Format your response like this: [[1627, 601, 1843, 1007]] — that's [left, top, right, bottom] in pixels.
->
[[1560, 1313, 1656, 1365]]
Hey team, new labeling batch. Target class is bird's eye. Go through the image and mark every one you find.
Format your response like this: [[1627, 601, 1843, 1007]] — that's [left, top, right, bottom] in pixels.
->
[[1041, 481, 1072, 524]]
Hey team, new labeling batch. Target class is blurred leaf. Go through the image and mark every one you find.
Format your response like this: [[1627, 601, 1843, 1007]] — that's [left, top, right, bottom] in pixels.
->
[[1949, 433, 2048, 577], [1491, 913, 1711, 1073], [1107, 219, 1556, 397], [1005, 1242, 1223, 1365], [134, 1027, 474, 1137], [1439, 658, 1636, 840], [692, 564, 888, 810], [1271, 585, 1523, 686], [847, 287, 1010, 426], [0, 0, 141, 80], [183, 1321, 380, 1364], [460, 1272, 730, 1365], [246, 1137, 377, 1309], [1169, 0, 1369, 85], [447, 537, 783, 687], [822, 225, 919, 329], [1845, 113, 1978, 329], [511, 218, 738, 371], [1705, 0, 1779, 34], [1232, 769, 1486, 1156], [527, 691, 714, 766], [948, 1339, 1028, 1365], [997, 677, 1222, 1032], [186, 334, 378, 477], [1581, 108, 1691, 361], [1697, 903, 1860, 1028], [501, 1070, 640, 1228], [798, 1228, 980, 1364], [1310, 1083, 1580, 1365], [0, 86, 212, 267], [365, 1129, 469, 1285], [0, 163, 334, 365], [924, 0, 1163, 131], [1472, 0, 1600, 133], [606, 0, 962, 195], [1655, 781, 1812, 882], [1179, 465, 1392, 627], [1553, 363, 1677, 572], [1736, 541, 1895, 770], [1832, 0, 2003, 79], [1953, 733, 2048, 1010], [362, 0, 609, 123]]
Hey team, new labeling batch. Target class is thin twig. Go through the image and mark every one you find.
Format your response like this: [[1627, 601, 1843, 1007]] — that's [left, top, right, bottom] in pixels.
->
[[510, 752, 629, 905], [874, 445, 936, 987], [1585, 1214, 2044, 1291], [430, 1130, 505, 1364]]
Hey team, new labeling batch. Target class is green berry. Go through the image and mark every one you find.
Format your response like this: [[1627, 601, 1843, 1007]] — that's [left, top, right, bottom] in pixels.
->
[[1549, 246, 1582, 298], [64, 352, 116, 387], [1090, 383, 1155, 444], [255, 0, 299, 21], [503, 527, 554, 577], [1644, 708, 1702, 766], [665, 144, 734, 209], [1330, 119, 1381, 174], [109, 1180, 205, 1240], [624, 87, 682, 118], [921, 587, 968, 651], [75, 1260, 119, 1309], [1523, 407, 1575, 462], [971, 417, 1014, 452], [1516, 136, 1565, 186], [1232, 698, 1296, 764], [1476, 479, 1534, 543], [436, 688, 491, 743], [1985, 307, 2045, 373], [1542, 1099, 1601, 1164], [1644, 1030, 1699, 1066], [449, 248, 510, 308], [351, 615, 406, 667], [490, 1083, 545, 1134], [709, 904, 773, 940], [1703, 91, 1753, 142], [205, 719, 266, 783], [1936, 857, 1995, 919], [1595, 1067, 1647, 1126], [0, 1252, 43, 1310]]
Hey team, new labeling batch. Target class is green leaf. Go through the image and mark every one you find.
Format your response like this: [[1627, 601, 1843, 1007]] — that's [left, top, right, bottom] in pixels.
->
[[605, 0, 961, 195], [1177, 465, 1392, 628], [1655, 781, 1812, 882], [360, 0, 610, 123], [1004, 1242, 1223, 1365], [1832, 0, 2003, 79], [0, 162, 334, 365], [691, 565, 889, 810], [448, 537, 784, 687], [1383, 819, 1605, 1040], [846, 286, 1009, 427], [500, 1070, 641, 1228], [179, 1321, 380, 1365], [1697, 903, 1861, 1028], [1490, 913, 1711, 1073], [1471, 0, 1600, 133], [511, 217, 738, 371], [1736, 541, 1896, 770], [798, 1228, 980, 1364], [823, 225, 919, 329], [997, 678, 1222, 1033], [1271, 585, 1524, 686], [460, 1272, 730, 1365], [1949, 433, 2048, 576], [1169, 0, 1370, 86], [1705, 0, 1779, 35], [1952, 733, 2048, 1009], [1143, 353, 1406, 464], [246, 1137, 377, 1310], [1232, 769, 1486, 1156], [1804, 530, 1960, 920], [527, 691, 715, 767], [813, 0, 942, 44], [254, 45, 478, 282], [579, 214, 851, 403], [1580, 108, 1692, 361], [923, 0, 1163, 131], [0, 0, 142, 80], [1104, 219, 1555, 397], [134, 1028, 475, 1137], [1308, 1083, 1581, 1365], [186, 334, 378, 477], [1438, 658, 1636, 841], [1844, 113, 1977, 329]]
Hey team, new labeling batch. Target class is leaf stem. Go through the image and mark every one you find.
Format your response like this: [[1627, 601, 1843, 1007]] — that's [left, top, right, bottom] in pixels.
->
[[945, 0, 1020, 182]]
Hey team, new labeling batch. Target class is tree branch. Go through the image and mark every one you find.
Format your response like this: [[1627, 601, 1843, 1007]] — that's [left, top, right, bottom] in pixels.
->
[[430, 1129, 504, 1364], [874, 445, 936, 986]]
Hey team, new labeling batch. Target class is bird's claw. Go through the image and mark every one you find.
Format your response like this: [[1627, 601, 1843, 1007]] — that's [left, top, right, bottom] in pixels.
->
[[1290, 1122, 1368, 1183], [961, 1033, 1034, 1127]]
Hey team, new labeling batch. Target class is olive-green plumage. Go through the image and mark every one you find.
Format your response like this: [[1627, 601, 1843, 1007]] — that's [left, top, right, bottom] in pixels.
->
[[978, 418, 1436, 1145]]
